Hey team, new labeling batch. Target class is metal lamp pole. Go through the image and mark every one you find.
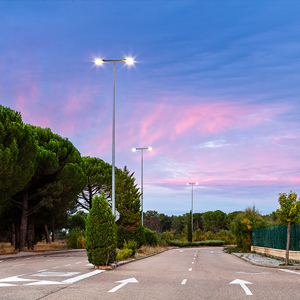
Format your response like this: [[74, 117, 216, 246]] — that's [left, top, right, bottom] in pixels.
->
[[132, 147, 152, 225], [94, 58, 134, 217], [187, 182, 198, 241]]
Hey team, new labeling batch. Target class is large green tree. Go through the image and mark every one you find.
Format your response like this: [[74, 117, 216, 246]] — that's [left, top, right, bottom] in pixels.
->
[[277, 191, 300, 265], [0, 105, 37, 214], [77, 157, 112, 210], [11, 126, 86, 251], [115, 166, 141, 226], [202, 210, 227, 232]]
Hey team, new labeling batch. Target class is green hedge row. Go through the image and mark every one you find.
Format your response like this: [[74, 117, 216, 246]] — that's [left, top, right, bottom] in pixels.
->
[[166, 240, 225, 247]]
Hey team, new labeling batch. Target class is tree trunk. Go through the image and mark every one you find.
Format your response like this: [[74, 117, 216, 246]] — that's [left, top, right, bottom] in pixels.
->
[[15, 223, 20, 251], [27, 221, 35, 250], [51, 219, 55, 242], [10, 224, 16, 246], [286, 221, 291, 265], [44, 225, 51, 244], [19, 191, 29, 252], [38, 228, 43, 242]]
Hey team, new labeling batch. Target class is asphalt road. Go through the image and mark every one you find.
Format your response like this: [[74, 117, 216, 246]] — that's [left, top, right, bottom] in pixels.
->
[[0, 247, 299, 299]]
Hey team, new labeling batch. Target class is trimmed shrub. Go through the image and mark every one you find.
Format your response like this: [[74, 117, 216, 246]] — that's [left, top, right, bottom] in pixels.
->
[[85, 193, 117, 266], [116, 248, 133, 261], [166, 240, 225, 247], [67, 227, 85, 249], [117, 223, 145, 248], [144, 228, 158, 246]]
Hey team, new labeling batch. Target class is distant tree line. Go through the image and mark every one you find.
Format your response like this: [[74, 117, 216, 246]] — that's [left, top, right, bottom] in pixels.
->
[[143, 209, 280, 236]]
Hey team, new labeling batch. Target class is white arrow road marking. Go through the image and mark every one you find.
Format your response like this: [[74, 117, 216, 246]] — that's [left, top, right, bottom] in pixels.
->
[[279, 269, 300, 275], [31, 272, 80, 277], [63, 270, 104, 284], [0, 276, 37, 282], [230, 279, 253, 295], [26, 280, 66, 286], [0, 283, 18, 287], [108, 278, 138, 293]]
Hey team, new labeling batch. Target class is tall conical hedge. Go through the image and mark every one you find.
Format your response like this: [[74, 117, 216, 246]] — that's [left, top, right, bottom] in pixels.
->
[[85, 192, 117, 266]]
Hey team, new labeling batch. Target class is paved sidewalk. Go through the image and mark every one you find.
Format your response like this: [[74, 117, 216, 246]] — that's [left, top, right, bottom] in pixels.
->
[[232, 252, 300, 268]]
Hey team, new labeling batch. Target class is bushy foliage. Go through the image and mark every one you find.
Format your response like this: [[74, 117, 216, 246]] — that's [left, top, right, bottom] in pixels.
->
[[167, 240, 225, 247], [144, 228, 158, 246], [68, 211, 87, 231], [123, 240, 137, 256], [85, 193, 117, 266], [67, 227, 85, 249], [117, 223, 145, 248], [231, 206, 268, 251], [116, 248, 133, 261], [193, 229, 236, 244]]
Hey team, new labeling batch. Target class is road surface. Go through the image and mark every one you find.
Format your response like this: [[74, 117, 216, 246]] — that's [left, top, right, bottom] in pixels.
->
[[0, 247, 298, 299]]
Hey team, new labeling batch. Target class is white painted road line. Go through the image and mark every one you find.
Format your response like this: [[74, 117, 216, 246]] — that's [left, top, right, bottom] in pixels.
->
[[76, 262, 82, 264], [47, 259, 54, 262], [64, 264, 71, 267], [189, 268, 192, 271], [279, 269, 300, 275], [86, 264, 94, 266], [37, 269, 48, 272], [63, 270, 104, 284], [192, 262, 194, 264], [181, 279, 187, 285], [53, 267, 60, 269], [0, 260, 2, 263]]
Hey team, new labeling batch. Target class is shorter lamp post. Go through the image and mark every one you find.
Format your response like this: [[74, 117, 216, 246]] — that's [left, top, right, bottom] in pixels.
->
[[132, 147, 152, 225], [187, 182, 198, 241]]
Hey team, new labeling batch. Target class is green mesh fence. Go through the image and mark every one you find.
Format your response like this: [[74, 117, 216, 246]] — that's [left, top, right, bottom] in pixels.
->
[[252, 224, 300, 251]]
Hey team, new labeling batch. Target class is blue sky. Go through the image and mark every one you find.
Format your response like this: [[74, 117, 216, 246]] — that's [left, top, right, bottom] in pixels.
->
[[1, 1, 300, 215]]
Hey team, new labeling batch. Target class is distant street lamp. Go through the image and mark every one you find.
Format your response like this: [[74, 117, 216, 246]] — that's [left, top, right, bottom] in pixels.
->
[[187, 182, 198, 241], [94, 57, 134, 218], [132, 147, 152, 225]]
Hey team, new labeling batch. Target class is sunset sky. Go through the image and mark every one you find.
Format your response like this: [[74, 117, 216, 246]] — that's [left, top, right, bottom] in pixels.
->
[[1, 1, 300, 215]]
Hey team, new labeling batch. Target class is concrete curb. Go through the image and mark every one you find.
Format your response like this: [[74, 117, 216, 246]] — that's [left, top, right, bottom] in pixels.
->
[[231, 253, 300, 270], [0, 249, 85, 261]]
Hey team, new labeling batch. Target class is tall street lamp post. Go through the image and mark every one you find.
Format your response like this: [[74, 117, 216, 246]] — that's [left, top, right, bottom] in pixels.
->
[[132, 147, 152, 225], [94, 57, 134, 218], [187, 182, 198, 241]]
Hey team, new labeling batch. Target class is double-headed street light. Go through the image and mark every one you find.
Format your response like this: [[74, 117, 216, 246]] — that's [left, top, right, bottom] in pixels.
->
[[94, 57, 135, 218], [187, 182, 198, 241], [132, 147, 152, 225]]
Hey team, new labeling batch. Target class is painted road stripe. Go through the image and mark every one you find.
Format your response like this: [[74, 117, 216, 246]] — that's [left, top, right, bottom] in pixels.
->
[[0, 260, 3, 263], [37, 269, 47, 272], [279, 269, 300, 275], [181, 279, 187, 285], [76, 262, 82, 264], [47, 259, 54, 262], [192, 262, 194, 264], [64, 264, 71, 266], [63, 270, 104, 284], [189, 268, 192, 271], [53, 267, 60, 269]]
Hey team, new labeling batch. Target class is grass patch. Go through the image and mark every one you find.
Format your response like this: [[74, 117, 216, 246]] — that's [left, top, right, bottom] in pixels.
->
[[279, 263, 294, 266], [223, 246, 249, 254], [0, 240, 68, 255]]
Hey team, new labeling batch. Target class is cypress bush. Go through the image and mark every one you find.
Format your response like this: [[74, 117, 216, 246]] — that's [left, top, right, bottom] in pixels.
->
[[85, 193, 117, 266]]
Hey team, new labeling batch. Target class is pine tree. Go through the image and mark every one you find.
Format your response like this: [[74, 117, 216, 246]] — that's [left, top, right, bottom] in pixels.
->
[[85, 192, 117, 266], [115, 166, 141, 226]]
